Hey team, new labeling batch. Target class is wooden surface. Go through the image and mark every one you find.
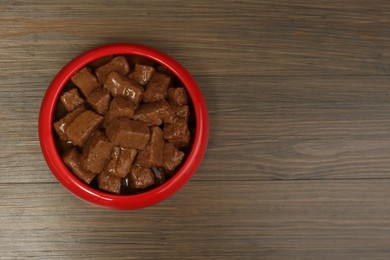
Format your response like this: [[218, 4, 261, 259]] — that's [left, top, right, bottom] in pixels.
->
[[1, 0, 390, 259]]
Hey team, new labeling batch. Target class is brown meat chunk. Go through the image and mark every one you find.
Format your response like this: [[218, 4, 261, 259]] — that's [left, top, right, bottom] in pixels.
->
[[98, 171, 122, 194], [155, 65, 173, 76], [89, 55, 114, 69], [171, 105, 190, 121], [105, 117, 150, 149], [167, 87, 188, 106], [133, 100, 174, 126], [106, 146, 137, 178], [95, 56, 130, 84], [135, 127, 164, 168], [60, 88, 84, 112], [53, 98, 68, 121], [128, 64, 155, 86], [130, 165, 155, 189], [53, 105, 86, 141], [104, 72, 143, 106], [80, 131, 113, 174], [116, 148, 137, 178], [106, 146, 120, 175], [162, 142, 185, 172], [163, 118, 190, 148], [63, 148, 97, 184], [127, 55, 155, 66], [104, 97, 136, 127], [143, 72, 170, 103], [71, 67, 100, 97], [55, 138, 74, 155], [152, 167, 165, 183], [66, 110, 103, 147], [87, 87, 111, 115]]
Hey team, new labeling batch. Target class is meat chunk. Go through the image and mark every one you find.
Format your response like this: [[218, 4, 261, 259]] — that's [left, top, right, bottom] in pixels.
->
[[106, 146, 120, 175], [89, 55, 114, 69], [80, 131, 113, 174], [66, 110, 103, 147], [98, 171, 122, 194], [55, 137, 74, 155], [53, 97, 69, 121], [71, 67, 100, 97], [53, 105, 87, 141], [106, 146, 137, 178], [152, 167, 165, 183], [104, 71, 143, 106], [155, 65, 173, 76], [104, 97, 136, 127], [167, 87, 188, 106], [163, 118, 190, 148], [133, 99, 174, 126], [129, 165, 155, 189], [105, 117, 150, 149], [127, 55, 155, 66], [95, 56, 130, 84], [116, 148, 138, 178], [162, 142, 185, 172], [60, 88, 84, 112], [63, 148, 97, 184], [135, 127, 164, 168], [171, 105, 190, 121], [128, 64, 155, 86], [143, 72, 170, 103], [87, 87, 111, 115]]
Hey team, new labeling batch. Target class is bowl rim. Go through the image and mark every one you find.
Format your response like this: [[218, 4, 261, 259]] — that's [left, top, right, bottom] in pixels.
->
[[38, 43, 209, 210]]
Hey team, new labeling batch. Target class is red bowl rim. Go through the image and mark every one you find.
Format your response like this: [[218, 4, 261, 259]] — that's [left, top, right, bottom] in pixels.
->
[[38, 43, 209, 210]]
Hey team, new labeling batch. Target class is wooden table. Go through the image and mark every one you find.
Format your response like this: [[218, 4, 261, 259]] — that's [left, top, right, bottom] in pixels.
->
[[1, 1, 390, 259]]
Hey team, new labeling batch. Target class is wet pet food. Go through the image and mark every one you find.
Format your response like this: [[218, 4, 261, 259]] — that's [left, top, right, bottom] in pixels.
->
[[53, 55, 193, 194]]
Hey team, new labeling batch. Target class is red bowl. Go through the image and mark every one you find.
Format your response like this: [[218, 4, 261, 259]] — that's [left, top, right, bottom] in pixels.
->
[[39, 43, 209, 210]]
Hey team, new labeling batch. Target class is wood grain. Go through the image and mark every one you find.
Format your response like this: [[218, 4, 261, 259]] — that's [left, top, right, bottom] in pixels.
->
[[1, 1, 390, 77], [2, 180, 390, 259], [1, 0, 390, 259]]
